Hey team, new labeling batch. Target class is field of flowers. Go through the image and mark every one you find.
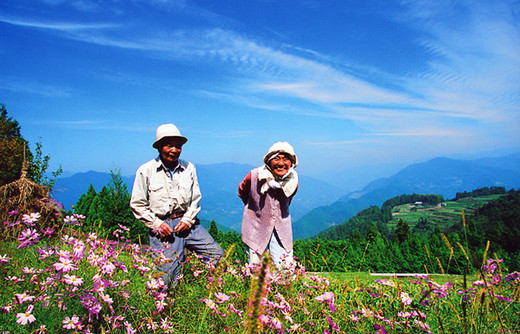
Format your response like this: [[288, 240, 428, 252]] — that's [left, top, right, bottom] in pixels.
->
[[1, 211, 519, 333]]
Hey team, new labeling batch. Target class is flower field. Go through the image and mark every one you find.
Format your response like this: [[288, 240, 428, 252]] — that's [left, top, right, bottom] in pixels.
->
[[0, 211, 519, 333]]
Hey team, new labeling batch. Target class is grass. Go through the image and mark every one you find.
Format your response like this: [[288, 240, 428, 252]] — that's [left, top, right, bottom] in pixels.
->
[[0, 210, 519, 333]]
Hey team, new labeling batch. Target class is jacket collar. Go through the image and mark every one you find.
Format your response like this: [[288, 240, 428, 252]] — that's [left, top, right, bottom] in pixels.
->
[[154, 157, 187, 173]]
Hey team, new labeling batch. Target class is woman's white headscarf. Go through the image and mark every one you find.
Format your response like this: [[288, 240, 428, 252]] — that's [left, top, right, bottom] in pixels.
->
[[259, 142, 298, 197]]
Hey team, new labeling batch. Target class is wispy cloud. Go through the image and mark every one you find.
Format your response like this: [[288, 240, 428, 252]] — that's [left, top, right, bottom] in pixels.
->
[[0, 76, 71, 98], [3, 1, 518, 144], [0, 16, 115, 31]]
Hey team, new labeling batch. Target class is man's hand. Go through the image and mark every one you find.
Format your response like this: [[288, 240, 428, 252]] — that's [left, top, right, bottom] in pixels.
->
[[159, 222, 173, 238], [173, 221, 189, 234]]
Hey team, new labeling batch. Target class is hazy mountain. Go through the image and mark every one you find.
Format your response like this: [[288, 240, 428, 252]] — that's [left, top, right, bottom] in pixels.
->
[[52, 162, 346, 230], [293, 153, 520, 239]]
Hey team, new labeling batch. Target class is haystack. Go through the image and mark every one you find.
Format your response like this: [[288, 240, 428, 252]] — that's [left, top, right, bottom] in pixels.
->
[[0, 160, 60, 224]]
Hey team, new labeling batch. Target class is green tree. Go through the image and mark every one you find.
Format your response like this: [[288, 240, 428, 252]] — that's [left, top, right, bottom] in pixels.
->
[[29, 140, 63, 188], [82, 170, 148, 243], [208, 220, 219, 239], [74, 184, 97, 215], [0, 103, 31, 186], [0, 103, 61, 187], [395, 219, 410, 244]]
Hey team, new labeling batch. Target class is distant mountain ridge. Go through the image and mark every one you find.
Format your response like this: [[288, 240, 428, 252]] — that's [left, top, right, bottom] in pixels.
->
[[293, 153, 520, 239], [52, 153, 520, 237], [52, 162, 346, 230]]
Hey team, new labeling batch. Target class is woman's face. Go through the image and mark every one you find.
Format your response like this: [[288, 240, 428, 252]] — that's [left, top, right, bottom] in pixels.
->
[[269, 153, 292, 177]]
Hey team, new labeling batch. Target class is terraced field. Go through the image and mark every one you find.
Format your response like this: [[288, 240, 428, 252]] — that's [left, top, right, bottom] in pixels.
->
[[387, 194, 504, 231]]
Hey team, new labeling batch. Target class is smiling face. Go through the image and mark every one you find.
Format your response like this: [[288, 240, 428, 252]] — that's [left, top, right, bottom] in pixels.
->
[[269, 153, 293, 177], [158, 137, 184, 168]]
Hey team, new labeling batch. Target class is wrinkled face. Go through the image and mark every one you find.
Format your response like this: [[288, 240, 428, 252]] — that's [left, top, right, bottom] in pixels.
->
[[269, 153, 292, 177], [158, 137, 184, 167]]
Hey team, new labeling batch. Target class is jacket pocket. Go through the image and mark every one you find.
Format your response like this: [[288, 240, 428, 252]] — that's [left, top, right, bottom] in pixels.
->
[[148, 183, 169, 212]]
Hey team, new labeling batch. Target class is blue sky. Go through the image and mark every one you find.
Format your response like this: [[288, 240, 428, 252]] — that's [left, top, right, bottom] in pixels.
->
[[1, 0, 519, 179]]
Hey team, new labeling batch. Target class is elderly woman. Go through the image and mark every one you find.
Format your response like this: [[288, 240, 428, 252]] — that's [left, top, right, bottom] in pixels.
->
[[238, 142, 299, 268]]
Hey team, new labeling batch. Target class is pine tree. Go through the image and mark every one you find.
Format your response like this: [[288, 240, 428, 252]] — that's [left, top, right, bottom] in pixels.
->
[[395, 219, 410, 244], [208, 220, 219, 240], [74, 184, 97, 215]]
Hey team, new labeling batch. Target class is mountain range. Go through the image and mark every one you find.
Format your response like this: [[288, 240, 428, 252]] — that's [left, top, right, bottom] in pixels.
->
[[293, 153, 520, 239], [51, 162, 346, 230], [51, 153, 520, 238]]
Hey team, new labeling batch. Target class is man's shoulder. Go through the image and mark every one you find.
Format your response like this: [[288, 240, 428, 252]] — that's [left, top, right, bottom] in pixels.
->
[[136, 158, 160, 173], [178, 159, 195, 170]]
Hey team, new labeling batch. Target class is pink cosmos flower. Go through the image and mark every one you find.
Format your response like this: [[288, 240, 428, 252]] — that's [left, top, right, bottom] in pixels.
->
[[201, 299, 217, 310], [15, 292, 36, 304], [400, 291, 412, 305], [214, 292, 230, 303], [101, 261, 116, 275], [63, 274, 84, 286], [64, 215, 78, 225], [259, 314, 271, 325], [22, 213, 40, 226], [315, 291, 335, 309], [146, 278, 165, 290], [62, 315, 82, 330], [40, 227, 54, 237], [228, 303, 244, 316], [124, 321, 137, 334], [495, 295, 514, 302], [271, 317, 283, 330], [160, 317, 172, 330], [53, 257, 77, 273], [16, 304, 36, 325], [100, 292, 114, 305], [374, 324, 387, 334], [0, 254, 10, 263], [374, 278, 395, 287], [17, 228, 41, 249], [326, 316, 340, 332], [5, 276, 24, 283], [72, 241, 86, 260]]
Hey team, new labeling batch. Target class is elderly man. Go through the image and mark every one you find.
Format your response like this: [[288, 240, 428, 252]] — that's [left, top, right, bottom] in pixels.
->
[[130, 123, 224, 289]]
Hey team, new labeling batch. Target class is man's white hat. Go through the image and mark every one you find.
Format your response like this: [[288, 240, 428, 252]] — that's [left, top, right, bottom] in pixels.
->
[[152, 123, 188, 149], [263, 141, 298, 167]]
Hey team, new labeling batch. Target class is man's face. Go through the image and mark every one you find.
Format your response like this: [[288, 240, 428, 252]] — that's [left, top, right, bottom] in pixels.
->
[[269, 153, 292, 177], [159, 137, 184, 166]]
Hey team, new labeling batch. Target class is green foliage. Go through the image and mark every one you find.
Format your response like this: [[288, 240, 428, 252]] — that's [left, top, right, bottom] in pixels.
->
[[0, 103, 31, 186], [455, 186, 506, 200], [382, 193, 444, 208], [467, 189, 520, 253], [302, 188, 520, 273], [28, 140, 63, 188], [395, 219, 410, 243], [0, 103, 61, 188], [74, 169, 148, 243]]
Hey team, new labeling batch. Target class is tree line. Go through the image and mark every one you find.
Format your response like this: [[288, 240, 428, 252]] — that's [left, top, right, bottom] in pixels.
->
[[455, 186, 506, 200], [71, 171, 520, 274], [3, 104, 518, 274]]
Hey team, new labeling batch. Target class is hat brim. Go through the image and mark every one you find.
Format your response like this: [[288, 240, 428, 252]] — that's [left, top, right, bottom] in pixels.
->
[[152, 136, 188, 149]]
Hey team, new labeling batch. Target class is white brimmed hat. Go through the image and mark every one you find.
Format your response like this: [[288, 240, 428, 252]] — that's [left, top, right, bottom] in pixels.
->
[[263, 141, 298, 167], [152, 123, 188, 149]]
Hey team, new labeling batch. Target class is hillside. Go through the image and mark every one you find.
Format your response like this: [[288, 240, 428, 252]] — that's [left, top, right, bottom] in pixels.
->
[[294, 154, 520, 239], [316, 189, 511, 241]]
